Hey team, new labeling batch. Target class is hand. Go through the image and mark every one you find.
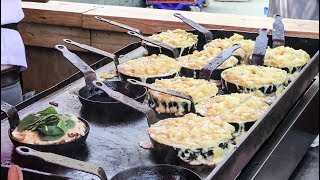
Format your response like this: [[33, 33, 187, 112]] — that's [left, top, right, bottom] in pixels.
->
[[8, 165, 23, 180]]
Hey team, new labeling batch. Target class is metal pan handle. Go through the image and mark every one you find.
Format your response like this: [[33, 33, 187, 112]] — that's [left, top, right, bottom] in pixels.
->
[[16, 146, 107, 180], [63, 39, 120, 68], [127, 31, 180, 58], [92, 81, 158, 126], [249, 28, 270, 66], [199, 43, 241, 81], [127, 79, 196, 113], [272, 14, 285, 48], [173, 13, 213, 43], [1, 100, 20, 130], [95, 16, 141, 34], [55, 45, 97, 86]]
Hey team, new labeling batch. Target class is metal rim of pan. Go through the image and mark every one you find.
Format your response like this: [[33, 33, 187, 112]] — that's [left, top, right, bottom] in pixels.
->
[[221, 77, 287, 94], [118, 71, 179, 84], [111, 164, 201, 180], [78, 80, 148, 104], [149, 134, 235, 166]]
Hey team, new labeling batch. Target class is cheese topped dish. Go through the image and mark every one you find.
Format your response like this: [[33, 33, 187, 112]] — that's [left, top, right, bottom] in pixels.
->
[[149, 29, 198, 48], [221, 65, 288, 94], [264, 46, 310, 73], [148, 113, 235, 165], [149, 77, 218, 115], [178, 47, 239, 70], [117, 54, 181, 78], [204, 33, 255, 61], [196, 93, 269, 123], [11, 107, 87, 145]]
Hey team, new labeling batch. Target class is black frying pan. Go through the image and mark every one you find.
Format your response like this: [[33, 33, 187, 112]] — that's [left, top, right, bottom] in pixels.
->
[[63, 39, 180, 84], [95, 15, 210, 57], [55, 45, 147, 113], [16, 146, 201, 180], [0, 100, 90, 154]]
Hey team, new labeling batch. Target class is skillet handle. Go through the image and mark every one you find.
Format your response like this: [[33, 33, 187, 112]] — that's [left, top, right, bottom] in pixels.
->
[[173, 13, 213, 43], [1, 100, 20, 130], [15, 146, 108, 180], [127, 79, 196, 113], [127, 31, 180, 58], [63, 39, 120, 68], [92, 81, 158, 126], [249, 28, 270, 66], [272, 14, 285, 48], [95, 16, 141, 34], [55, 45, 97, 86], [199, 43, 241, 81]]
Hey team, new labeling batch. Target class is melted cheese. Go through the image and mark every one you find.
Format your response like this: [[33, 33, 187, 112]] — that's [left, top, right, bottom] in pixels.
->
[[117, 54, 181, 78], [221, 65, 288, 91], [204, 33, 255, 61], [178, 47, 239, 70], [149, 113, 235, 166], [196, 93, 269, 123], [148, 113, 235, 149], [264, 46, 310, 73], [149, 29, 198, 48], [149, 77, 218, 115], [11, 116, 87, 145]]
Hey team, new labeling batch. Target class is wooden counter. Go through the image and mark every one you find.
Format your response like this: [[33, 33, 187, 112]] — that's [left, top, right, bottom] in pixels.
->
[[18, 1, 319, 93], [21, 1, 319, 51]]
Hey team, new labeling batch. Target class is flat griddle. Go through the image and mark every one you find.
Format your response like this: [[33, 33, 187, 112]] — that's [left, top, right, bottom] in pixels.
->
[[1, 29, 319, 179]]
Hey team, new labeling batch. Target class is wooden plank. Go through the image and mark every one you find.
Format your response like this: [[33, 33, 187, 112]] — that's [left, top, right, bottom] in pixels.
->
[[22, 1, 100, 27], [18, 22, 91, 51], [90, 30, 140, 53], [82, 5, 319, 38]]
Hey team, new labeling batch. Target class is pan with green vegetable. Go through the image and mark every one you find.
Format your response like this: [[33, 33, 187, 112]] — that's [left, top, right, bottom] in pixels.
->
[[1, 100, 90, 153]]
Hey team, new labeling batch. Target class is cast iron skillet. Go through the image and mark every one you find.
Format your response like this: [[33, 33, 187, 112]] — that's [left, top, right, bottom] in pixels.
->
[[221, 28, 281, 94], [63, 39, 180, 84], [90, 81, 232, 166], [55, 45, 147, 113], [16, 146, 201, 180], [95, 14, 213, 57], [0, 100, 90, 153], [179, 43, 241, 80]]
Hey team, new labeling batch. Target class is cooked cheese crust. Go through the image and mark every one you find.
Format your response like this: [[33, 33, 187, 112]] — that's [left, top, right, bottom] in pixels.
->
[[11, 116, 87, 145], [178, 47, 239, 70], [149, 29, 198, 48], [204, 33, 255, 61], [117, 54, 181, 78], [148, 113, 235, 149], [196, 93, 269, 123], [221, 65, 288, 89], [150, 77, 218, 103], [264, 46, 310, 72]]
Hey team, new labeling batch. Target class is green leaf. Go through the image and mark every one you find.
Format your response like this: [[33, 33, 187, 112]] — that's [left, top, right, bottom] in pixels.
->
[[56, 115, 76, 132], [37, 106, 58, 116], [38, 125, 64, 136], [39, 133, 64, 141], [17, 114, 39, 131], [57, 118, 68, 132], [29, 114, 59, 131], [66, 119, 76, 129]]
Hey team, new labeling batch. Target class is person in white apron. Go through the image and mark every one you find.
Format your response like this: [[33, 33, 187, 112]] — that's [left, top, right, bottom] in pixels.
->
[[1, 0, 49, 106]]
